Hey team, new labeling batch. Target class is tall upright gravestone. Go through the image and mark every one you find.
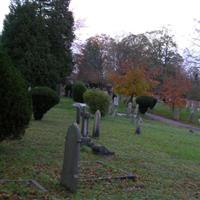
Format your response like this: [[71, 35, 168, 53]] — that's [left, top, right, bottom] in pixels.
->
[[60, 123, 81, 192], [92, 110, 101, 138], [73, 103, 87, 125], [81, 112, 90, 137]]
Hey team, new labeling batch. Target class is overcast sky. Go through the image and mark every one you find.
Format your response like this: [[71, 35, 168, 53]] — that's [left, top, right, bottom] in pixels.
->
[[1, 0, 200, 50]]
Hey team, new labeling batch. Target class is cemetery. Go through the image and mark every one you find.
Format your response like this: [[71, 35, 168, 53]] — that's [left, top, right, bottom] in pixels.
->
[[1, 97, 200, 199], [1, 0, 200, 199]]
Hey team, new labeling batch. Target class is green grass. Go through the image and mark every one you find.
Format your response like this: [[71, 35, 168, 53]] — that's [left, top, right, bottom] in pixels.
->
[[1, 98, 200, 199], [152, 102, 200, 126]]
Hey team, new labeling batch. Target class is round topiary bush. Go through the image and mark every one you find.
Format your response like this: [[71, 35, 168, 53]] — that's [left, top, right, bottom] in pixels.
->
[[136, 96, 157, 114], [72, 81, 86, 103], [31, 86, 60, 120], [83, 89, 110, 117], [0, 50, 32, 141]]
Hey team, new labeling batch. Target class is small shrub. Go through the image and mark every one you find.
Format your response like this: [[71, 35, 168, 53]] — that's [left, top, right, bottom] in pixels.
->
[[31, 86, 60, 120], [83, 89, 110, 116], [0, 50, 32, 141], [136, 96, 157, 114], [72, 82, 86, 103]]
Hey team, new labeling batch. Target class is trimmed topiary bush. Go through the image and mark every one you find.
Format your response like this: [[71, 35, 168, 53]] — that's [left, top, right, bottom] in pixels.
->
[[0, 50, 32, 141], [72, 81, 86, 103], [83, 89, 110, 116], [136, 96, 157, 114], [31, 86, 60, 120]]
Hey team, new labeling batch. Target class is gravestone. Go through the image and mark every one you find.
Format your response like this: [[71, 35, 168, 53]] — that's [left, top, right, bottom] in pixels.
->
[[76, 107, 81, 124], [133, 104, 143, 134], [92, 110, 101, 138], [127, 102, 132, 117], [132, 104, 139, 123], [135, 116, 143, 135], [73, 103, 87, 124], [60, 123, 81, 192], [81, 111, 90, 137], [111, 94, 119, 117]]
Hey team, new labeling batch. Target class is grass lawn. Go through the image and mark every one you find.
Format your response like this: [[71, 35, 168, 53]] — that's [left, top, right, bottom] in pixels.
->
[[151, 102, 200, 126], [1, 98, 200, 199]]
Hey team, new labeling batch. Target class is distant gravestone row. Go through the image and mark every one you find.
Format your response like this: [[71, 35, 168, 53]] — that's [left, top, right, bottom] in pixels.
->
[[73, 103, 101, 139]]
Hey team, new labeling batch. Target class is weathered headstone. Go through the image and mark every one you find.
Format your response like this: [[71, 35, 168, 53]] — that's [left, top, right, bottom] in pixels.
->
[[73, 103, 87, 124], [133, 104, 143, 135], [113, 95, 119, 116], [76, 107, 81, 124], [60, 123, 81, 192], [92, 110, 101, 138], [81, 112, 90, 137], [132, 104, 139, 123], [135, 116, 143, 135], [127, 102, 132, 117]]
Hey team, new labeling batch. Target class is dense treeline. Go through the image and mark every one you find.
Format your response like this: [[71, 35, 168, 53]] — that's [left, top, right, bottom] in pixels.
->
[[0, 0, 74, 141], [2, 0, 74, 89], [74, 29, 191, 116], [75, 29, 183, 89]]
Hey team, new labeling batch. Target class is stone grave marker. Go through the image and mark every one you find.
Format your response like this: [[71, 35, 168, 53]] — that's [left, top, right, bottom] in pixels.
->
[[132, 104, 143, 134], [81, 111, 90, 137], [127, 102, 132, 117], [73, 103, 87, 125], [60, 123, 81, 192], [92, 110, 101, 138]]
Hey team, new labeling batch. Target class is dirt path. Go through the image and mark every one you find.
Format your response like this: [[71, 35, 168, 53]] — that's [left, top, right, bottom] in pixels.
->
[[146, 113, 200, 132]]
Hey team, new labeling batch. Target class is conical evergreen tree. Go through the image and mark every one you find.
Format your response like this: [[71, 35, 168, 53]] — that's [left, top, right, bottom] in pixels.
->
[[2, 0, 74, 89]]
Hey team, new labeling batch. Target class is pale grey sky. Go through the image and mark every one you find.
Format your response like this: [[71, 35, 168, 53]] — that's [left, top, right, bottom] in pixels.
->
[[1, 0, 200, 50]]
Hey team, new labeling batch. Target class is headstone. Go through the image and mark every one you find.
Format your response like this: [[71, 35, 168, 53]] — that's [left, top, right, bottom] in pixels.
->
[[135, 116, 143, 135], [132, 104, 139, 123], [132, 104, 143, 134], [76, 107, 81, 124], [127, 102, 132, 117], [112, 95, 119, 117], [60, 123, 81, 192], [73, 103, 87, 125], [92, 110, 101, 138], [81, 112, 90, 137]]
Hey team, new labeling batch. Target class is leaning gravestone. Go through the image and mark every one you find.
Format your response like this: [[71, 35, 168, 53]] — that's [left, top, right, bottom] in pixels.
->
[[60, 123, 81, 192], [92, 110, 101, 138]]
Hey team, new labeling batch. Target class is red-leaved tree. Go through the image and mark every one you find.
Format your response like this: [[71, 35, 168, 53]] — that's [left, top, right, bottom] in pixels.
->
[[160, 68, 191, 119]]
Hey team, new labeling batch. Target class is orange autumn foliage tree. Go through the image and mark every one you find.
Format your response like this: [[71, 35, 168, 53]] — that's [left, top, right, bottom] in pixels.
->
[[109, 66, 158, 97], [161, 69, 191, 110]]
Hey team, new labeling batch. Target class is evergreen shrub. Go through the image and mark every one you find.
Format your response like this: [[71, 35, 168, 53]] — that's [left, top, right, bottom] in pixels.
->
[[83, 89, 110, 116], [72, 82, 86, 103], [136, 96, 157, 114], [0, 50, 32, 140], [31, 86, 59, 120]]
